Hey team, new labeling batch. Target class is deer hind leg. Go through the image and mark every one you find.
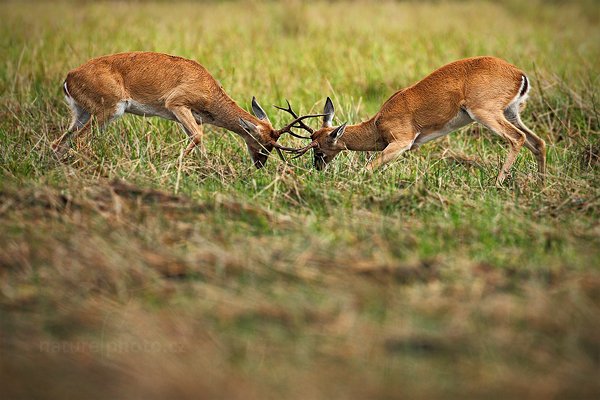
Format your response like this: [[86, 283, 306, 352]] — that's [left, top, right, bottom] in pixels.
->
[[54, 98, 123, 158], [68, 100, 124, 155], [504, 105, 546, 178], [470, 109, 526, 185], [168, 105, 204, 156], [52, 98, 91, 157]]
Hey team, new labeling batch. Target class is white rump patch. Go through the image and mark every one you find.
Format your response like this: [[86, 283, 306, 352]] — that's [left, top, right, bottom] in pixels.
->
[[504, 76, 530, 120]]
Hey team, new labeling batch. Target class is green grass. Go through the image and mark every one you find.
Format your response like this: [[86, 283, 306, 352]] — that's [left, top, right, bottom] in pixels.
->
[[1, 1, 599, 399]]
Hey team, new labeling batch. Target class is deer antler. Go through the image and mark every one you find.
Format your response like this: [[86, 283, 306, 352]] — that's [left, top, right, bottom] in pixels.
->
[[266, 137, 316, 163], [289, 141, 319, 158], [274, 100, 316, 138], [270, 142, 305, 152], [267, 100, 324, 160], [275, 114, 325, 137]]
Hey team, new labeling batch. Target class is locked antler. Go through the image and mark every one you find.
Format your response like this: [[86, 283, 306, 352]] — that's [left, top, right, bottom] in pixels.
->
[[274, 100, 317, 138], [289, 141, 319, 158]]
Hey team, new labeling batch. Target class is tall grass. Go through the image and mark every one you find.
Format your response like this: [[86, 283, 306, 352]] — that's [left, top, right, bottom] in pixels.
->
[[1, 1, 599, 399]]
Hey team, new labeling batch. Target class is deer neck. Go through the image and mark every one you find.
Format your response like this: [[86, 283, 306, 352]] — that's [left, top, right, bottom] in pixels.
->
[[339, 119, 383, 151], [208, 91, 264, 137]]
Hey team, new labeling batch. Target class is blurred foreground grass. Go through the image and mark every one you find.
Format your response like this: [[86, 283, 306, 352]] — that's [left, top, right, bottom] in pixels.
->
[[1, 1, 599, 399]]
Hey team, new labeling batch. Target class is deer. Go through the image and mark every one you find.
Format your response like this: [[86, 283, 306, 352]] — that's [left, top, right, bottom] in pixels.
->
[[51, 51, 322, 168], [289, 57, 546, 185]]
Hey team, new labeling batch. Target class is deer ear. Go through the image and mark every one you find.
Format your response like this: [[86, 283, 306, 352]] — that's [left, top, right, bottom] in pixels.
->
[[329, 122, 347, 141], [251, 97, 269, 122], [323, 97, 334, 128], [239, 118, 258, 133]]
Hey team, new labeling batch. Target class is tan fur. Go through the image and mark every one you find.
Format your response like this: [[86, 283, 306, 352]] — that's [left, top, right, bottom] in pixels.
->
[[308, 57, 546, 185], [52, 52, 284, 168]]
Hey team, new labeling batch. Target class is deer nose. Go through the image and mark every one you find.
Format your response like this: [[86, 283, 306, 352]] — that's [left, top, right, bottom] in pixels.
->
[[314, 157, 325, 170], [253, 150, 269, 169]]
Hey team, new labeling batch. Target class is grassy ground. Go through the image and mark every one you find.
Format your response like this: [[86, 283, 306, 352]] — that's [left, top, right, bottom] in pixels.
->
[[1, 0, 599, 398]]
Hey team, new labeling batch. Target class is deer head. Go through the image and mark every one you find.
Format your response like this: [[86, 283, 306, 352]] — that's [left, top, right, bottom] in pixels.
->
[[284, 97, 348, 170], [239, 98, 326, 167]]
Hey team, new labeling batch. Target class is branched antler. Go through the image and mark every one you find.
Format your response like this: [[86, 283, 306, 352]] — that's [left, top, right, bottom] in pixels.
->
[[289, 141, 319, 158], [267, 100, 323, 160], [274, 114, 325, 137], [271, 142, 305, 152], [274, 100, 315, 138]]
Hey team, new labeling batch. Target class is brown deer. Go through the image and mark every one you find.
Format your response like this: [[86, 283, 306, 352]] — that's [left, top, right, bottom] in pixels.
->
[[51, 52, 321, 168], [290, 57, 546, 185]]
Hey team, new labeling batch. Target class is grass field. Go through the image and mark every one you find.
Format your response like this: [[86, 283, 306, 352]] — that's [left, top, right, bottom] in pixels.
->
[[1, 0, 599, 398]]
